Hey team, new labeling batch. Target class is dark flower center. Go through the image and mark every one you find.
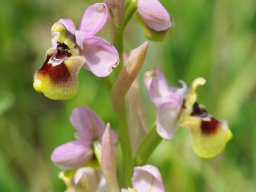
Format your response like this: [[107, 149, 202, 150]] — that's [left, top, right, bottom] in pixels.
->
[[54, 43, 71, 59], [191, 102, 208, 117]]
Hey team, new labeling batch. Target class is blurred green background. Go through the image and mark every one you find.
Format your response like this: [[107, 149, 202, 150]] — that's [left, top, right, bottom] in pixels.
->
[[0, 0, 255, 191]]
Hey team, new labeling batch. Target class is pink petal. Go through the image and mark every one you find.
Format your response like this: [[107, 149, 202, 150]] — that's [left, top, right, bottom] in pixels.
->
[[144, 67, 186, 107], [137, 0, 171, 31], [70, 107, 105, 142], [132, 165, 165, 192], [75, 30, 87, 49], [51, 140, 93, 170], [156, 102, 180, 140], [144, 67, 170, 107], [81, 36, 119, 77], [79, 3, 108, 37], [58, 19, 76, 34]]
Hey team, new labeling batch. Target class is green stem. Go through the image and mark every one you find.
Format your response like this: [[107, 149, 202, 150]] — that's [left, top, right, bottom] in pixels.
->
[[134, 125, 163, 165], [113, 26, 124, 76], [124, 0, 138, 27], [109, 0, 140, 187], [112, 24, 133, 187], [118, 106, 133, 187]]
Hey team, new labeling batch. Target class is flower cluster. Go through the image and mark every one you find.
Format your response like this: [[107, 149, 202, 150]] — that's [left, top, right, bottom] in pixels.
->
[[33, 1, 232, 191]]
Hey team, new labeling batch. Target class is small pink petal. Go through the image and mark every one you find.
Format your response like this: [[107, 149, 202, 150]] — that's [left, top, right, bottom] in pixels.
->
[[144, 67, 170, 106], [137, 0, 171, 31], [144, 67, 185, 107], [58, 19, 76, 34], [51, 140, 93, 170], [70, 107, 105, 142], [82, 36, 119, 77], [132, 165, 165, 192], [80, 3, 108, 37], [156, 102, 180, 140]]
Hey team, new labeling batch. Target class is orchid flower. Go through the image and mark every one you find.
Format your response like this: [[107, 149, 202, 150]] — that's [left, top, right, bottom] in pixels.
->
[[122, 165, 165, 192], [144, 67, 232, 158], [51, 107, 117, 170], [33, 3, 119, 100]]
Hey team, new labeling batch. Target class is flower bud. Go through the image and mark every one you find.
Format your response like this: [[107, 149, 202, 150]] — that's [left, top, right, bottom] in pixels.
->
[[137, 0, 172, 32], [112, 42, 148, 112], [101, 124, 119, 192]]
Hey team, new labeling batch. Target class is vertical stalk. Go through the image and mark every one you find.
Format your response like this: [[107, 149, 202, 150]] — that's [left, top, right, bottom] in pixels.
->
[[109, 0, 139, 186], [113, 26, 124, 76], [112, 19, 133, 188], [117, 103, 133, 187]]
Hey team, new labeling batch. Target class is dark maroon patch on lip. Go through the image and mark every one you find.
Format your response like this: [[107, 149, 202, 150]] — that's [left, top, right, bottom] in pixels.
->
[[37, 43, 72, 83], [201, 117, 219, 134], [38, 54, 71, 83]]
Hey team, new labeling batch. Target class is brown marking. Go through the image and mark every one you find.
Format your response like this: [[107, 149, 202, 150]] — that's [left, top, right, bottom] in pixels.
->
[[201, 117, 219, 134], [38, 43, 72, 83]]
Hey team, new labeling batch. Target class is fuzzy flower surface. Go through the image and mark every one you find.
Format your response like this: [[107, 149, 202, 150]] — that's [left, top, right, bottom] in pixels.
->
[[144, 67, 232, 158], [33, 3, 119, 100], [51, 107, 117, 170]]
